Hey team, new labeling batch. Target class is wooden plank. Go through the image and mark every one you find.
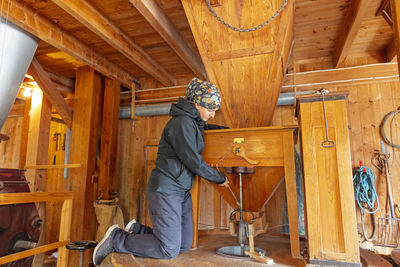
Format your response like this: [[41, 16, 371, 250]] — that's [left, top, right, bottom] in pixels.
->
[[29, 58, 73, 127], [283, 132, 300, 258], [18, 98, 31, 169], [191, 176, 201, 248], [57, 199, 73, 267], [68, 66, 103, 266], [333, 0, 373, 67], [130, 0, 206, 80], [281, 63, 399, 91], [298, 97, 360, 264], [213, 187, 221, 228], [334, 100, 361, 263], [111, 253, 144, 267], [0, 241, 69, 265], [52, 0, 175, 86], [0, 191, 73, 205], [24, 164, 81, 169], [3, 0, 134, 87], [25, 90, 51, 192], [131, 83, 137, 119], [391, 0, 400, 77], [98, 78, 121, 199]]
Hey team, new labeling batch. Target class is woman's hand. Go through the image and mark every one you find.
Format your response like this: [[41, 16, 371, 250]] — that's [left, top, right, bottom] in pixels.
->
[[218, 177, 229, 188]]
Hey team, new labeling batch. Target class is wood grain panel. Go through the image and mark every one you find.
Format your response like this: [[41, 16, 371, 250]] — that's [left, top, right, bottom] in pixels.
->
[[182, 0, 293, 127], [298, 97, 360, 264]]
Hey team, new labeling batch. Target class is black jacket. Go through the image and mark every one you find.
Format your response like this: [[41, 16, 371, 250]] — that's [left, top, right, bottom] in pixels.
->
[[147, 98, 226, 195]]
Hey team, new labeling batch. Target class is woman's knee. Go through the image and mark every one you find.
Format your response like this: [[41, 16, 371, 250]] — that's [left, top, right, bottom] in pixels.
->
[[162, 245, 180, 259]]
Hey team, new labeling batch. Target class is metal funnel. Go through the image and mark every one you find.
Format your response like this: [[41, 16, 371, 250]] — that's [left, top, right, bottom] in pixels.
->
[[0, 17, 39, 130]]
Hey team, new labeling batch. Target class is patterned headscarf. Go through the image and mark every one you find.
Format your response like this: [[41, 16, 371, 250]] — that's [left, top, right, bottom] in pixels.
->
[[185, 78, 221, 110]]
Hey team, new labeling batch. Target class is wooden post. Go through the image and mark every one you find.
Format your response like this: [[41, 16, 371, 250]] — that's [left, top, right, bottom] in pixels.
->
[[283, 131, 300, 258], [68, 66, 103, 267], [190, 176, 201, 248], [18, 97, 31, 169], [391, 0, 400, 78], [98, 78, 120, 199], [24, 88, 51, 267], [57, 198, 73, 267]]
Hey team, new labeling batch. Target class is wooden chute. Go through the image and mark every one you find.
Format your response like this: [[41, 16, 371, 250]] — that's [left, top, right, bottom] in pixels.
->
[[182, 0, 294, 127]]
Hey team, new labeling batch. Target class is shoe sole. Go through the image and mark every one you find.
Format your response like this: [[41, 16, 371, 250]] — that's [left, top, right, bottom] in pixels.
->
[[93, 224, 119, 265], [124, 219, 136, 232]]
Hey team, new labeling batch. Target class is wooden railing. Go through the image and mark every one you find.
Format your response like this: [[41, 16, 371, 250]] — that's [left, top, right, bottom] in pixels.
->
[[0, 191, 73, 267]]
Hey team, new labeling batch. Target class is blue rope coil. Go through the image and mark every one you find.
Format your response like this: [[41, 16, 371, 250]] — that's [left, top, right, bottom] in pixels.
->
[[353, 166, 379, 214]]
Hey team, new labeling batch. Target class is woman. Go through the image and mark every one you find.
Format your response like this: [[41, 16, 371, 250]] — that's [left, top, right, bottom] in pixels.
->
[[93, 78, 229, 265]]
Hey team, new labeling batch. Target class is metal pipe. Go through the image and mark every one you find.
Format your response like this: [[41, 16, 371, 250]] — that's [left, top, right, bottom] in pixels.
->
[[120, 91, 316, 118], [0, 18, 39, 130], [120, 103, 172, 118]]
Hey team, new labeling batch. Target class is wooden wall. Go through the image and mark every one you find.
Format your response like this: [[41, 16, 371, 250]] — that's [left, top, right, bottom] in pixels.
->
[[0, 117, 24, 168], [116, 76, 400, 240], [2, 60, 400, 244]]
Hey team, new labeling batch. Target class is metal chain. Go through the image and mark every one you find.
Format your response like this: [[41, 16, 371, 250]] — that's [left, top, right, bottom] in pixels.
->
[[205, 0, 288, 32]]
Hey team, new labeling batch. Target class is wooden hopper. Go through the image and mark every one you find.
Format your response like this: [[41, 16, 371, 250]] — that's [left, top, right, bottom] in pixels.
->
[[183, 1, 299, 256], [200, 126, 300, 257], [182, 0, 294, 128]]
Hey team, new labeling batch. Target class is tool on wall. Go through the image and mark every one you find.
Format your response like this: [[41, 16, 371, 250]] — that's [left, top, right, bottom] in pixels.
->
[[381, 109, 400, 148], [372, 142, 400, 247], [318, 88, 335, 148]]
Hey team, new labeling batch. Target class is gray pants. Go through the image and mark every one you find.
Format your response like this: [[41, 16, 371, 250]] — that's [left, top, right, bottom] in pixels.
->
[[112, 191, 193, 259]]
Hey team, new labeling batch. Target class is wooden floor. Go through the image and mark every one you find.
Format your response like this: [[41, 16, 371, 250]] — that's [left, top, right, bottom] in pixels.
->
[[131, 230, 307, 267], [43, 229, 393, 266]]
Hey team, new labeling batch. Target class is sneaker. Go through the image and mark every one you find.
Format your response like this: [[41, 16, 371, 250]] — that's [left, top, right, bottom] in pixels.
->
[[124, 219, 137, 233], [93, 224, 119, 265]]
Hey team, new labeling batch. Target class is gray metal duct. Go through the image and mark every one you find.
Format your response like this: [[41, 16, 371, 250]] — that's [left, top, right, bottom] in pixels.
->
[[119, 91, 315, 119], [0, 18, 39, 130]]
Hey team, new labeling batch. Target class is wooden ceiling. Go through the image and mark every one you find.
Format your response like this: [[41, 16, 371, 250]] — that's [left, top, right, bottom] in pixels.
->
[[1, 0, 396, 90]]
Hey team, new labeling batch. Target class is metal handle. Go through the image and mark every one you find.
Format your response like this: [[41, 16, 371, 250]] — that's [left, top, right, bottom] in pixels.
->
[[320, 89, 335, 148]]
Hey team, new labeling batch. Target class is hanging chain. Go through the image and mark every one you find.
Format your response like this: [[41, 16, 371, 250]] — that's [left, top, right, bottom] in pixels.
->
[[205, 0, 288, 32]]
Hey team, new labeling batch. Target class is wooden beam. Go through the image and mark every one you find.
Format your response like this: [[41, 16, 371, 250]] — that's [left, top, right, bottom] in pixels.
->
[[333, 0, 372, 67], [98, 78, 120, 199], [130, 0, 206, 79], [47, 72, 75, 94], [24, 90, 51, 266], [24, 164, 81, 169], [29, 58, 73, 128], [51, 0, 175, 86], [386, 39, 397, 62], [281, 63, 399, 91], [391, 0, 400, 77], [68, 66, 103, 266], [2, 0, 133, 87]]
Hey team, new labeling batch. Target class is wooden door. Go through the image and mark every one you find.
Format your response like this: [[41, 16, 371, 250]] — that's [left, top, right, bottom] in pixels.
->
[[298, 94, 360, 265]]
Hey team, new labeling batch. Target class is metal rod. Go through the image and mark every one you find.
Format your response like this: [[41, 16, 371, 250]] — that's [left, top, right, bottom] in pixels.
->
[[239, 173, 243, 220]]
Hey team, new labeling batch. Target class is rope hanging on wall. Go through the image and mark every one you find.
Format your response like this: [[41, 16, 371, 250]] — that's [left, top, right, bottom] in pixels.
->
[[353, 166, 379, 241], [381, 110, 400, 148], [205, 0, 288, 32], [353, 166, 379, 214]]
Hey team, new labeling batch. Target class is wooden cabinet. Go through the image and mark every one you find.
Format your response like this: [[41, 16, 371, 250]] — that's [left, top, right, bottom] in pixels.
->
[[297, 93, 360, 266]]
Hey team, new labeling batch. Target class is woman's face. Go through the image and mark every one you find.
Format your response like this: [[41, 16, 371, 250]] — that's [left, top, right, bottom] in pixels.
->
[[195, 104, 218, 122]]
